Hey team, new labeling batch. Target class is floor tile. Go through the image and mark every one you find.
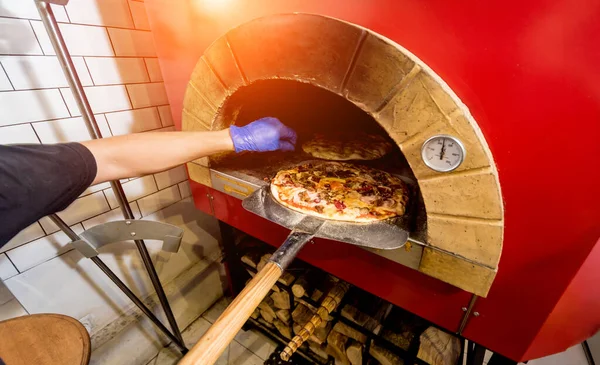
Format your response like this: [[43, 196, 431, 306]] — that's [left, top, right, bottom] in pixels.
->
[[202, 296, 231, 324]]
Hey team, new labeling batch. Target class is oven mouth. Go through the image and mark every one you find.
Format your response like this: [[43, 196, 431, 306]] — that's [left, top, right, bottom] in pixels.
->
[[210, 79, 427, 240]]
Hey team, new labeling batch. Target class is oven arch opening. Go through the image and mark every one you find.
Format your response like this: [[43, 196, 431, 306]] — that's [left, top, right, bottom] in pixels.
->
[[182, 13, 504, 296]]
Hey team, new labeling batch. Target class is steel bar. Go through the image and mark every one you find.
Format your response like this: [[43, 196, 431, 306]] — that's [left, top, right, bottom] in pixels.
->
[[36, 0, 185, 347], [47, 216, 188, 351]]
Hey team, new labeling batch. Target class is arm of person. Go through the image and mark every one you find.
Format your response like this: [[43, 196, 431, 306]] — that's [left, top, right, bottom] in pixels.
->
[[82, 117, 297, 185], [0, 117, 296, 246]]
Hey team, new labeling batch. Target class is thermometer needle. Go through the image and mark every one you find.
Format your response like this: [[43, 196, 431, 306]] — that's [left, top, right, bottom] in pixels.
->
[[440, 139, 446, 160]]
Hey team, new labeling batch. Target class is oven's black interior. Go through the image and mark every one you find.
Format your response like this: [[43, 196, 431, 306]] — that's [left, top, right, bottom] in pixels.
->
[[212, 79, 427, 239]]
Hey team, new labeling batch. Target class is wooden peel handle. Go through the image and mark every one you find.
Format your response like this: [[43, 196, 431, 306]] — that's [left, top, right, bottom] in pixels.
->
[[178, 262, 282, 365]]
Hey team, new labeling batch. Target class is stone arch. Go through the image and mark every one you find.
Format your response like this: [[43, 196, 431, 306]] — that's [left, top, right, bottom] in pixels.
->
[[182, 13, 504, 296]]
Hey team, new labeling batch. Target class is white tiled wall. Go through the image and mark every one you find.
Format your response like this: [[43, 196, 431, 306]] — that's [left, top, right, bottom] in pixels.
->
[[0, 1, 216, 363]]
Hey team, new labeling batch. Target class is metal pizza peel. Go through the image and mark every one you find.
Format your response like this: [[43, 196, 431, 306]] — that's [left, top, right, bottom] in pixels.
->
[[242, 186, 409, 251]]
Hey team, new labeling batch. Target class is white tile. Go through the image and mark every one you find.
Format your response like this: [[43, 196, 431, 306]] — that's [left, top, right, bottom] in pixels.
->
[[0, 18, 42, 55], [0, 254, 18, 280], [31, 21, 114, 56], [126, 82, 168, 108], [53, 191, 111, 226], [0, 124, 39, 144], [80, 181, 111, 197], [129, 0, 151, 30], [159, 126, 176, 132], [84, 57, 149, 85], [1, 222, 45, 253], [0, 65, 12, 91], [103, 175, 158, 209], [0, 89, 70, 126], [234, 328, 278, 361], [61, 85, 131, 115], [154, 166, 187, 190], [65, 0, 133, 28], [0, 56, 92, 89], [157, 105, 173, 126], [0, 1, 69, 22], [81, 205, 141, 230], [144, 58, 163, 82], [108, 28, 156, 57], [178, 181, 191, 199], [137, 185, 181, 216], [105, 107, 161, 135], [7, 224, 84, 272], [33, 114, 111, 143], [0, 299, 28, 322]]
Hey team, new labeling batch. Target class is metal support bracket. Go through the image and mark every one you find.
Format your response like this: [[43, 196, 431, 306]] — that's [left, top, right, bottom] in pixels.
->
[[72, 220, 184, 258]]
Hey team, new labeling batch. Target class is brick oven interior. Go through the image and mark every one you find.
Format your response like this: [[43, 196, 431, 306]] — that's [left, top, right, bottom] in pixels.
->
[[210, 79, 428, 241]]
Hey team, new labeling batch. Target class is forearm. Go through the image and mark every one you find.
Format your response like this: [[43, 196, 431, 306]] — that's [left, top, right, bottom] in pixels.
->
[[82, 130, 234, 185]]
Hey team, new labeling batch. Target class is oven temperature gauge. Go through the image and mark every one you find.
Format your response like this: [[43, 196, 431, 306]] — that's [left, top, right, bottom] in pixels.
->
[[421, 135, 466, 172]]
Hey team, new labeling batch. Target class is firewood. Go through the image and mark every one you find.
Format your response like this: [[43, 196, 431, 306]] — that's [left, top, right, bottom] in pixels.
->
[[311, 321, 332, 344], [326, 330, 350, 365], [311, 289, 324, 302], [416, 327, 461, 365], [271, 284, 280, 292], [270, 290, 291, 310], [297, 298, 333, 322], [292, 275, 311, 298], [260, 308, 275, 323], [381, 328, 412, 351], [341, 305, 382, 334], [293, 322, 302, 335], [308, 340, 328, 361], [241, 251, 262, 268], [346, 340, 363, 365], [369, 341, 403, 365], [278, 272, 296, 286], [250, 308, 260, 320], [256, 254, 271, 271], [292, 303, 314, 325], [273, 319, 292, 339], [333, 321, 367, 344], [258, 318, 274, 329], [276, 309, 291, 323], [258, 297, 277, 323], [281, 282, 350, 361]]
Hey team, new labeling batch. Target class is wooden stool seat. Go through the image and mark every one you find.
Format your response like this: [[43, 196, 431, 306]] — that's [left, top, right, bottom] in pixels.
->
[[0, 313, 90, 365]]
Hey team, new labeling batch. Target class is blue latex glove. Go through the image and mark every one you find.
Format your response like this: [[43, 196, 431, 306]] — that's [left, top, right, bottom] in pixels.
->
[[229, 117, 297, 153]]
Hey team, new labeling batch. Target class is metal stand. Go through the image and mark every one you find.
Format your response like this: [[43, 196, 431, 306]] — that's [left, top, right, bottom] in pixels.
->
[[35, 0, 188, 353]]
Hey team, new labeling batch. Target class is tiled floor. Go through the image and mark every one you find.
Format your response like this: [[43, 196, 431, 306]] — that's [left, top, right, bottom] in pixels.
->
[[149, 297, 592, 365], [146, 297, 277, 365]]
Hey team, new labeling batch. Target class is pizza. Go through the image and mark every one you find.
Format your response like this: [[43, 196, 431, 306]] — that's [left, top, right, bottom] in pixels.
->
[[302, 133, 393, 161], [270, 161, 408, 223]]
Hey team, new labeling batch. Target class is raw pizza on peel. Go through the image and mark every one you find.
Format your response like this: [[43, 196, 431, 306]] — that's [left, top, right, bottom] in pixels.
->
[[302, 133, 393, 161], [270, 161, 408, 223]]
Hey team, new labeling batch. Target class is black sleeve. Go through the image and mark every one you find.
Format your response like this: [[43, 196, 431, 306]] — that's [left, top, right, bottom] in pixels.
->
[[0, 143, 97, 247]]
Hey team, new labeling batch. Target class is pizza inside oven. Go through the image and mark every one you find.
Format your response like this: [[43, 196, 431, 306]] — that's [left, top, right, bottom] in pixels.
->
[[270, 162, 409, 223]]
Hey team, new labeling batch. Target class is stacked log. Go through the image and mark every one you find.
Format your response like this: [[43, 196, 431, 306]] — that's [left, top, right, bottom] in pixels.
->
[[239, 242, 462, 365]]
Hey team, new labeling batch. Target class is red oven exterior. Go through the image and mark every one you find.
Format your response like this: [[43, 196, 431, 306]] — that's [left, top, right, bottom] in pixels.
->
[[148, 1, 600, 361]]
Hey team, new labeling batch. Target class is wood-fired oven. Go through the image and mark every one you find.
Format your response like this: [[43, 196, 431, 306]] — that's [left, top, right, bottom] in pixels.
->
[[145, 1, 600, 363]]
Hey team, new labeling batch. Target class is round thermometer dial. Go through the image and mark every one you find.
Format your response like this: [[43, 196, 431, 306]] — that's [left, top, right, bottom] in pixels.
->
[[421, 135, 466, 172]]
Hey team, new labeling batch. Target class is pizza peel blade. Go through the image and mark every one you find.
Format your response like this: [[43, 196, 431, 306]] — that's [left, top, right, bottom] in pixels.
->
[[242, 186, 408, 250]]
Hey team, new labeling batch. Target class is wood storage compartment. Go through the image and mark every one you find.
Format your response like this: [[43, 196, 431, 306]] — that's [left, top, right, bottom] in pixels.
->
[[238, 236, 463, 365], [182, 13, 504, 297]]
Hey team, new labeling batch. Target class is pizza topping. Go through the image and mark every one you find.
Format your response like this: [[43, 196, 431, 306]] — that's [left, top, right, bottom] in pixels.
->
[[334, 200, 346, 210], [271, 161, 408, 222]]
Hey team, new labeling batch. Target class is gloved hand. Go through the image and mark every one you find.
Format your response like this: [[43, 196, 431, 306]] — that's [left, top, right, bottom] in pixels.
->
[[229, 117, 297, 153]]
